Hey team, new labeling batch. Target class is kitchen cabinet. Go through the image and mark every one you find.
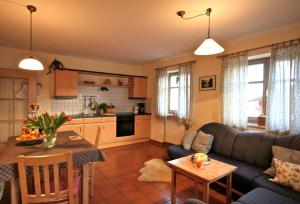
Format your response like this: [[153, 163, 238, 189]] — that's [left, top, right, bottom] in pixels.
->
[[83, 117, 116, 146], [128, 77, 147, 99], [57, 115, 150, 148], [58, 124, 83, 136], [54, 70, 78, 98], [100, 122, 116, 144], [83, 123, 99, 145], [135, 115, 151, 138], [58, 118, 84, 136]]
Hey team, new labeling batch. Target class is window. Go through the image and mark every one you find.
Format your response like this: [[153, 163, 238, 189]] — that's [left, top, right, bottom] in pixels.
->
[[247, 58, 269, 123], [168, 72, 179, 115]]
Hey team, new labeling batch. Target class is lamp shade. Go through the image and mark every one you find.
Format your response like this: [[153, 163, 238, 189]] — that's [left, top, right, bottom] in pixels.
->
[[18, 57, 44, 70], [194, 38, 224, 55]]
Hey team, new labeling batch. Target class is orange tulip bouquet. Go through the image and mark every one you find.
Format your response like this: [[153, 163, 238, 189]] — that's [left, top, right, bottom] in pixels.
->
[[21, 112, 72, 148]]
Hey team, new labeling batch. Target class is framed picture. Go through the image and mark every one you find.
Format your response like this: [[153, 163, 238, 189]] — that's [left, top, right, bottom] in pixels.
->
[[199, 75, 216, 91]]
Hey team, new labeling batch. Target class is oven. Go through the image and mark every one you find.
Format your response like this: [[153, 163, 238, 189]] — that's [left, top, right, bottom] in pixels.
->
[[116, 113, 135, 137]]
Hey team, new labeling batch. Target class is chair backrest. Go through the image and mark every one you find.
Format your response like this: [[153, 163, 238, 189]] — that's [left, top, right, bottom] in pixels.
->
[[18, 152, 74, 204]]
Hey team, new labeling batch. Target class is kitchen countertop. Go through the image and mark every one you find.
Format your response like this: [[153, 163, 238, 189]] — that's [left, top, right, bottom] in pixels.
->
[[71, 112, 151, 118]]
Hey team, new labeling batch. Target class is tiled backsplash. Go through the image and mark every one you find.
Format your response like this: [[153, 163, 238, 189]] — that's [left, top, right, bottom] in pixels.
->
[[52, 85, 151, 115]]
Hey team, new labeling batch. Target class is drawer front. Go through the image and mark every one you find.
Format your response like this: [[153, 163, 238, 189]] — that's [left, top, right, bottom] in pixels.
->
[[102, 117, 116, 123], [84, 117, 103, 123], [135, 115, 151, 120], [63, 118, 83, 125], [58, 124, 83, 136], [84, 116, 116, 124]]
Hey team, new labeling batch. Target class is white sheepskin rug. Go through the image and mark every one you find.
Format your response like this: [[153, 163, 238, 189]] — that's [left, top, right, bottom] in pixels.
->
[[138, 158, 171, 182]]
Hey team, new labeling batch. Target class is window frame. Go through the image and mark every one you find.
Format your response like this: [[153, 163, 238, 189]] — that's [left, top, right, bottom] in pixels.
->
[[247, 58, 270, 123], [168, 71, 179, 115]]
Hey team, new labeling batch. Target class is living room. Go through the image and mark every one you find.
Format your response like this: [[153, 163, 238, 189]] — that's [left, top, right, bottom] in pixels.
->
[[0, 0, 300, 204]]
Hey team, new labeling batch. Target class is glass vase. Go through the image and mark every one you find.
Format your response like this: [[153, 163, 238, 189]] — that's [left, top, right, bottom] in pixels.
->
[[44, 132, 57, 149]]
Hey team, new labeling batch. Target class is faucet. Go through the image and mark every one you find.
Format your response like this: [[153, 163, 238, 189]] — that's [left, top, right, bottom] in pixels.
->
[[80, 97, 88, 114]]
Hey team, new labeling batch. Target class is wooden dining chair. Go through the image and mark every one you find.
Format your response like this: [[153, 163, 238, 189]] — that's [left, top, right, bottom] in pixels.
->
[[89, 125, 101, 198], [18, 152, 80, 204]]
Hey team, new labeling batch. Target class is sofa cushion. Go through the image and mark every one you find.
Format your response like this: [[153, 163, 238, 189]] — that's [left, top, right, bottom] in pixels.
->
[[167, 145, 195, 160], [182, 129, 198, 150], [191, 131, 214, 154], [253, 174, 300, 202], [270, 159, 300, 192], [234, 187, 299, 204], [273, 135, 294, 148], [255, 135, 276, 168], [208, 153, 264, 193], [199, 123, 239, 157], [264, 146, 300, 177], [290, 135, 300, 151]]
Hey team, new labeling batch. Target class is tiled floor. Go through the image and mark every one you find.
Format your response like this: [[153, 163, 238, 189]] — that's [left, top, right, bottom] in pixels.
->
[[0, 142, 235, 204], [90, 142, 231, 204]]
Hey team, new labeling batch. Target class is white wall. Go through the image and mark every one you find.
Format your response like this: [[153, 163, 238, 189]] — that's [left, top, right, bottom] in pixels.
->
[[0, 46, 144, 113]]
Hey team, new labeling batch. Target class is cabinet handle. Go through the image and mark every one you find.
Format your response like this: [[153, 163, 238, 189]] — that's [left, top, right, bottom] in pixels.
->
[[103, 125, 105, 130], [80, 127, 82, 133]]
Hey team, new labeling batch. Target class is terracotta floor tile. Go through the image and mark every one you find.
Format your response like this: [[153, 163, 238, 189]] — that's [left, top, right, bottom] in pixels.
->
[[123, 189, 146, 201], [115, 182, 137, 193], [132, 195, 154, 204], [97, 186, 120, 199], [104, 194, 130, 204], [140, 185, 161, 195]]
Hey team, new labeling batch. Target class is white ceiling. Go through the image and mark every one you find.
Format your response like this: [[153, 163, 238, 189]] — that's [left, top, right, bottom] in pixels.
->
[[0, 0, 299, 64]]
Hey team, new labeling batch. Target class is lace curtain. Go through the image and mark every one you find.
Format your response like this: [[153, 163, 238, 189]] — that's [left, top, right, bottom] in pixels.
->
[[178, 63, 193, 125], [156, 68, 168, 118], [156, 63, 194, 123], [222, 52, 249, 129], [267, 41, 300, 134]]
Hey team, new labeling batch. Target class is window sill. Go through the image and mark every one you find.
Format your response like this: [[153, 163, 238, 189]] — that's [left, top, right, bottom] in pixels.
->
[[247, 123, 266, 130], [167, 114, 178, 120]]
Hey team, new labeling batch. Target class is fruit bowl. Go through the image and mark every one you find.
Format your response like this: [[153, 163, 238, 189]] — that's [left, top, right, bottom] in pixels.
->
[[16, 133, 45, 145]]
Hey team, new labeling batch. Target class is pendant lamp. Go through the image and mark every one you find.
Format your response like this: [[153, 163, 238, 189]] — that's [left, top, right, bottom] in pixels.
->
[[18, 5, 44, 70], [194, 9, 224, 55], [177, 8, 224, 55]]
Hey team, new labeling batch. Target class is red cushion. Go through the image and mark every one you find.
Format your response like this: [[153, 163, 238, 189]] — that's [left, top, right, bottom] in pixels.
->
[[37, 175, 81, 196]]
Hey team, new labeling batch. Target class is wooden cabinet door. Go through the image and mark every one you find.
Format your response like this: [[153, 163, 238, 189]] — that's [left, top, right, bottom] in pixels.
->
[[100, 122, 116, 144], [54, 70, 78, 97], [83, 123, 99, 145], [58, 124, 83, 136], [128, 77, 147, 98], [135, 119, 151, 138]]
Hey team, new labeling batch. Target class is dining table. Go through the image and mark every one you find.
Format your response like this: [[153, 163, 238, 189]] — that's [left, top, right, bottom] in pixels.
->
[[0, 131, 106, 204]]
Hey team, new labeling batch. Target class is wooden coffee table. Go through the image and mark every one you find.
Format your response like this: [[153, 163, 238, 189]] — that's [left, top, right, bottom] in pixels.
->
[[168, 156, 237, 204]]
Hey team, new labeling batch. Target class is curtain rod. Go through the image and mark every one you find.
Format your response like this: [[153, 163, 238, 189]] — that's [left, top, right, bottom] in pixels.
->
[[155, 60, 196, 70], [217, 38, 300, 59]]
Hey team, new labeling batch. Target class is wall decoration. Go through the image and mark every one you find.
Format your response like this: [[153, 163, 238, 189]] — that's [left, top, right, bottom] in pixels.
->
[[199, 75, 216, 91]]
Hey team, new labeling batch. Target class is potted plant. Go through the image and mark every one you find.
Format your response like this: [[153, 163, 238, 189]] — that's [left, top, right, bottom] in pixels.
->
[[97, 103, 108, 115], [106, 104, 116, 114]]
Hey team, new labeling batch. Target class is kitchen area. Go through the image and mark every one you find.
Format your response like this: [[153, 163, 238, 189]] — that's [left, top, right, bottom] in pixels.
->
[[0, 68, 152, 149], [55, 69, 152, 148]]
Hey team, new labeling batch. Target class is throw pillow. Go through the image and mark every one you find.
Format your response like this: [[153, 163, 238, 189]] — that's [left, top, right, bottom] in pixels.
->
[[182, 129, 198, 150], [269, 158, 300, 192], [191, 131, 214, 154], [264, 146, 300, 177]]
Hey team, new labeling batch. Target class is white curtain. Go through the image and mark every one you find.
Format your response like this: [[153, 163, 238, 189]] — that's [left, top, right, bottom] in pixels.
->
[[222, 52, 248, 129], [267, 41, 300, 134], [178, 63, 193, 124], [156, 68, 168, 117]]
